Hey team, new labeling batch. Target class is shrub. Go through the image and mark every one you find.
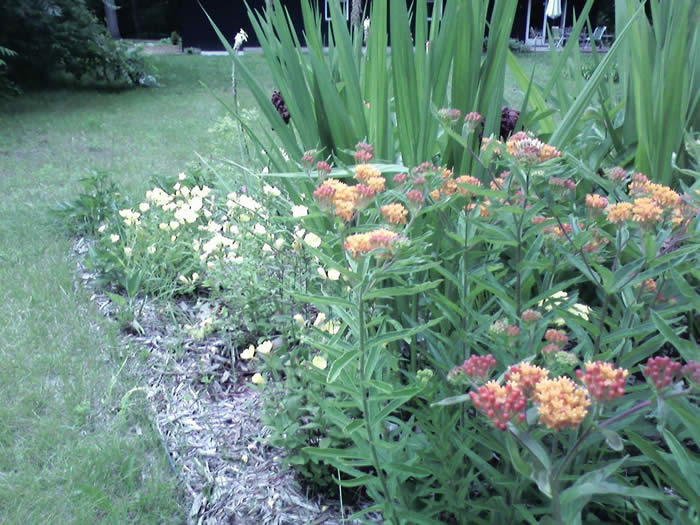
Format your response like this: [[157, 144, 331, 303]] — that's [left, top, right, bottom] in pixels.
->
[[0, 0, 149, 88]]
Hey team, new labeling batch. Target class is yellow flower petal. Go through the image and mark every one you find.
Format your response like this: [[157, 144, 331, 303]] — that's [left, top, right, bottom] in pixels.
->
[[241, 346, 256, 360], [312, 356, 328, 370], [251, 373, 264, 385], [256, 340, 273, 355]]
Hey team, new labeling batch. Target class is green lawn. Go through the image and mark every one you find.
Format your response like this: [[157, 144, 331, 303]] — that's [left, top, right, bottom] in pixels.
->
[[0, 51, 549, 523], [0, 54, 254, 524]]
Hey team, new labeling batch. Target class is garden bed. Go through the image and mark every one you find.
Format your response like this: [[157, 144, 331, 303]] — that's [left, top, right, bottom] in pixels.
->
[[73, 237, 377, 524]]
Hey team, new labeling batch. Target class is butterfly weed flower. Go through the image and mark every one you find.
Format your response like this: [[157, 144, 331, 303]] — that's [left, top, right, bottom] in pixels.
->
[[521, 308, 542, 323], [576, 361, 628, 402], [381, 203, 409, 225], [354, 163, 382, 183], [604, 166, 627, 183], [505, 362, 549, 399], [438, 107, 462, 126], [631, 197, 663, 225], [605, 202, 634, 224], [534, 377, 590, 430]]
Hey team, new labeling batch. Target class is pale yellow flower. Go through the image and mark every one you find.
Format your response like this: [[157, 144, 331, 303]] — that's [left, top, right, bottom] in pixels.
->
[[317, 267, 327, 279], [304, 232, 322, 248], [251, 373, 264, 385], [178, 172, 187, 181], [313, 312, 327, 327], [241, 345, 256, 360], [123, 246, 132, 257], [147, 245, 156, 255], [191, 272, 199, 282], [569, 303, 591, 321], [292, 205, 309, 218], [327, 268, 341, 281], [110, 234, 120, 243], [293, 313, 305, 326], [169, 220, 179, 230], [263, 184, 281, 197], [159, 222, 168, 231], [257, 340, 273, 354], [274, 238, 285, 250], [97, 224, 106, 233], [312, 356, 328, 370], [139, 202, 150, 213], [322, 320, 341, 335]]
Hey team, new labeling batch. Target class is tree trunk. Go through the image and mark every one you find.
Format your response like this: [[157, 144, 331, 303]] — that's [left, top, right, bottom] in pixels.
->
[[103, 0, 121, 39]]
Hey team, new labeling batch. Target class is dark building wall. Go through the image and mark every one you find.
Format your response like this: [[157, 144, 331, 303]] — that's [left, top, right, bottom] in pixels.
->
[[180, 1, 610, 51], [180, 0, 309, 50]]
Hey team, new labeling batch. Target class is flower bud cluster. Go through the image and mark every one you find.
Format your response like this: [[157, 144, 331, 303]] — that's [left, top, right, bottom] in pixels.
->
[[643, 356, 682, 390], [470, 381, 527, 430], [461, 354, 498, 382], [354, 142, 375, 163]]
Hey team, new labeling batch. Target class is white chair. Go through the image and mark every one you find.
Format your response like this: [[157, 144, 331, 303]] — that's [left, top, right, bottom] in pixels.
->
[[582, 26, 607, 49]]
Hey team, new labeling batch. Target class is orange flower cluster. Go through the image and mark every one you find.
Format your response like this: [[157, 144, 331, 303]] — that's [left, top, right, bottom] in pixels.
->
[[506, 131, 562, 164], [470, 381, 527, 430], [313, 174, 387, 223], [585, 193, 609, 210], [534, 377, 590, 430], [344, 228, 399, 258], [576, 361, 628, 402], [431, 170, 483, 202], [455, 175, 482, 197], [631, 197, 663, 225], [354, 164, 382, 183], [605, 174, 697, 228], [505, 363, 549, 398], [605, 202, 634, 224], [381, 203, 409, 225]]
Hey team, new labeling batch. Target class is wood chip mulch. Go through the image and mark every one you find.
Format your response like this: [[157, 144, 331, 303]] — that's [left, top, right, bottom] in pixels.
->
[[73, 238, 382, 524]]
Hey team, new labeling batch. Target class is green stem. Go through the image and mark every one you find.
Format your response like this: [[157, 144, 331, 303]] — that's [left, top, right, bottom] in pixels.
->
[[463, 210, 469, 360], [358, 291, 400, 525]]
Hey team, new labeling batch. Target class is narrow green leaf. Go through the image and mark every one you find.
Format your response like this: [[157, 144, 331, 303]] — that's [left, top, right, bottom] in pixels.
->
[[327, 349, 360, 384]]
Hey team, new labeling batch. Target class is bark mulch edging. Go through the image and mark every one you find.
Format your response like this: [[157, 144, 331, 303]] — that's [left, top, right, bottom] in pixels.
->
[[73, 237, 381, 524]]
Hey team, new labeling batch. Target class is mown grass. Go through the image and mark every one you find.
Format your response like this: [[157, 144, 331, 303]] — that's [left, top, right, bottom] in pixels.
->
[[0, 54, 262, 524], [0, 51, 551, 523]]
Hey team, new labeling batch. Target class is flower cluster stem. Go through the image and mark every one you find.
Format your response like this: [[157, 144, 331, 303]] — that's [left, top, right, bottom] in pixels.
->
[[358, 291, 400, 525]]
